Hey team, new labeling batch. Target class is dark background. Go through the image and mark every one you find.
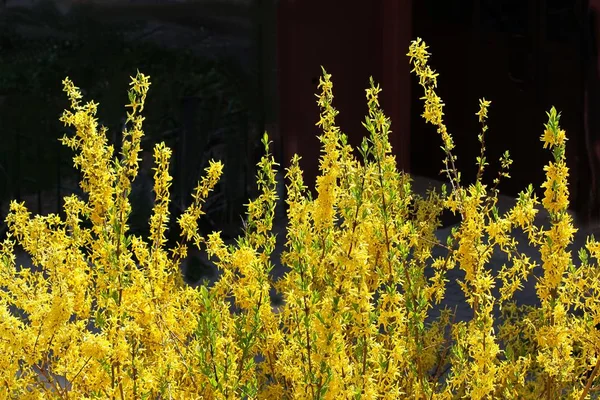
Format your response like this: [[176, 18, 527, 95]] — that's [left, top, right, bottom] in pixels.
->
[[0, 0, 276, 243], [0, 0, 597, 241], [410, 0, 586, 212]]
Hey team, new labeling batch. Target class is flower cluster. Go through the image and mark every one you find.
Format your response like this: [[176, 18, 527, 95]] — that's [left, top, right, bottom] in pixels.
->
[[0, 39, 598, 399]]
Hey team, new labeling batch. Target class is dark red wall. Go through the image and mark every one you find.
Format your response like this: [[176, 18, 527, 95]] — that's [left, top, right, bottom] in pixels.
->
[[277, 0, 412, 196], [278, 0, 586, 214]]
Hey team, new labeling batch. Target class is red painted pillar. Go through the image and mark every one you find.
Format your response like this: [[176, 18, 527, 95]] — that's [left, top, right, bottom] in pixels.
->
[[277, 0, 413, 195]]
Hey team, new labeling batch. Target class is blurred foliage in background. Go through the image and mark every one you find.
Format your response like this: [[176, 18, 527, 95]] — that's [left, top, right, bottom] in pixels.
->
[[0, 0, 261, 240]]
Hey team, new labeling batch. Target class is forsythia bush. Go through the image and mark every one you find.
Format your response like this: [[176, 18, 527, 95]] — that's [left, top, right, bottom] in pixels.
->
[[1, 38, 599, 399]]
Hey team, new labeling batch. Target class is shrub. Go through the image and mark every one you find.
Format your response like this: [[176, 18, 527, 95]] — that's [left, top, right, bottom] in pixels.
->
[[0, 38, 599, 399]]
